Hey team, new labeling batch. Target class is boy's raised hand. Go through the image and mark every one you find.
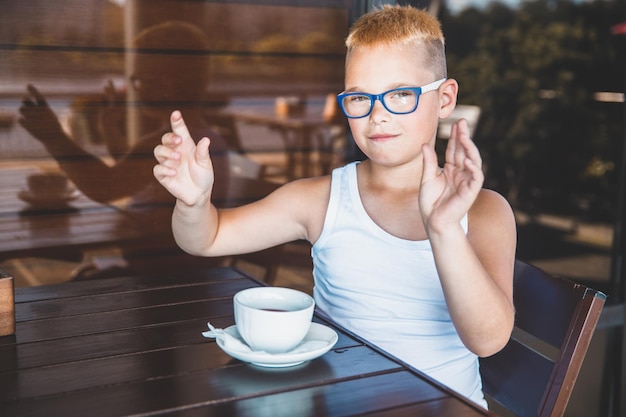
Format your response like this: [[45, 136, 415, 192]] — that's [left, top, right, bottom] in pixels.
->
[[19, 84, 66, 142], [419, 118, 484, 230], [153, 111, 215, 206]]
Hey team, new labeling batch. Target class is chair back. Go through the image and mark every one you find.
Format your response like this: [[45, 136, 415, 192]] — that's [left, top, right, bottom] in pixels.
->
[[228, 152, 264, 179], [480, 260, 606, 417]]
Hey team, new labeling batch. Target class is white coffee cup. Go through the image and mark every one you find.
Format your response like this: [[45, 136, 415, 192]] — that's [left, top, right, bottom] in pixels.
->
[[234, 287, 315, 354]]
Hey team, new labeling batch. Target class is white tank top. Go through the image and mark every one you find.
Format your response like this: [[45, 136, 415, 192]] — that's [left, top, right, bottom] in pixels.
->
[[312, 162, 486, 407]]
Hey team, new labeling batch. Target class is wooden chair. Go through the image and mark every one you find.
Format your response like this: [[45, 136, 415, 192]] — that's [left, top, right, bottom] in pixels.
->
[[226, 246, 285, 285], [480, 260, 606, 417]]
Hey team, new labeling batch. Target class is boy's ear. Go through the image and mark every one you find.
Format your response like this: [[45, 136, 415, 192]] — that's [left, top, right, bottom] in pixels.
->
[[438, 79, 458, 119]]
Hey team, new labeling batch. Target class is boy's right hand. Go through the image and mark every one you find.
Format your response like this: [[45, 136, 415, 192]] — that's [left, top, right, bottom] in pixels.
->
[[153, 111, 215, 206], [19, 84, 66, 143]]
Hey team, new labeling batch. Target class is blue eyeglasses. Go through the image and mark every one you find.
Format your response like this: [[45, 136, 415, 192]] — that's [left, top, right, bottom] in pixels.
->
[[337, 78, 446, 119]]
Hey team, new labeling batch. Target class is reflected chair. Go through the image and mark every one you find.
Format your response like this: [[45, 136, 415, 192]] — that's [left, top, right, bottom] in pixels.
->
[[226, 246, 285, 285], [480, 260, 606, 417], [207, 112, 246, 154], [223, 152, 283, 284], [228, 151, 265, 179], [209, 112, 286, 181]]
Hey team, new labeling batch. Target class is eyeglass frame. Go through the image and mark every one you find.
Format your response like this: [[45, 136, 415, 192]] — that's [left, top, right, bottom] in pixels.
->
[[336, 78, 447, 119]]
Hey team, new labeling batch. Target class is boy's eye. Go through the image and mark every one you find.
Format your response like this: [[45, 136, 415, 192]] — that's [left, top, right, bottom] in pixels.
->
[[388, 89, 415, 100], [349, 94, 370, 103]]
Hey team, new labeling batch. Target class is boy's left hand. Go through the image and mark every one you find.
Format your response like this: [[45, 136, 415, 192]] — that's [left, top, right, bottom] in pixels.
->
[[419, 118, 484, 231]]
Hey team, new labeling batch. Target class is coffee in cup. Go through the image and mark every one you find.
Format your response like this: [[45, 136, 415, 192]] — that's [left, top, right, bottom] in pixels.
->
[[234, 287, 314, 354]]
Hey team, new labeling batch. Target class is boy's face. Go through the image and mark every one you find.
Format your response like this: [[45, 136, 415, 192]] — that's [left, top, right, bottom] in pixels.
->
[[344, 43, 446, 167]]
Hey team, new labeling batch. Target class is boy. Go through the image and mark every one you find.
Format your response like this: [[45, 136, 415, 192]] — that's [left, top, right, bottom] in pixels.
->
[[153, 5, 516, 407]]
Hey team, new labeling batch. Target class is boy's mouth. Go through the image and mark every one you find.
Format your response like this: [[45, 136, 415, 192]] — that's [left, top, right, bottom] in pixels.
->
[[369, 133, 399, 142]]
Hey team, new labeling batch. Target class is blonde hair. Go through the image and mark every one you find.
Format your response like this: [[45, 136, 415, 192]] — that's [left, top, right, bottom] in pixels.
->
[[346, 5, 447, 78]]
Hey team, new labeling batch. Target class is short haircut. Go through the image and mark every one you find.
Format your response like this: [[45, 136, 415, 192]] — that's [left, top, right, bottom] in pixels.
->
[[133, 21, 210, 52], [345, 5, 447, 79], [132, 21, 210, 89]]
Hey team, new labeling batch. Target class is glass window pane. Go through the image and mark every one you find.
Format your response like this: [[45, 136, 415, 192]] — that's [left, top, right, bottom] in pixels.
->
[[0, 0, 351, 286]]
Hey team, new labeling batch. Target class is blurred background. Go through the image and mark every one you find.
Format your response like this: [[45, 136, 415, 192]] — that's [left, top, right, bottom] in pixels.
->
[[0, 0, 624, 415]]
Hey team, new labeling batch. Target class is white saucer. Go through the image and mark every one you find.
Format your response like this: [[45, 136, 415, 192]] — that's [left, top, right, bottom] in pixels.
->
[[216, 323, 338, 368], [18, 189, 79, 207]]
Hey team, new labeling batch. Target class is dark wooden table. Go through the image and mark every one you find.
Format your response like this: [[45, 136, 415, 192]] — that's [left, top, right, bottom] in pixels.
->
[[0, 266, 495, 417]]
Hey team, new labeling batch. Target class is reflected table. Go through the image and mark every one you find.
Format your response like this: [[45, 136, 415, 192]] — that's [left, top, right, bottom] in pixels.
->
[[0, 165, 279, 263], [0, 266, 496, 416], [225, 108, 345, 180]]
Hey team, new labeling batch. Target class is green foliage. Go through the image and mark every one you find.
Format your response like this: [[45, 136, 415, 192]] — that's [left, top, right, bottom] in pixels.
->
[[442, 0, 625, 219]]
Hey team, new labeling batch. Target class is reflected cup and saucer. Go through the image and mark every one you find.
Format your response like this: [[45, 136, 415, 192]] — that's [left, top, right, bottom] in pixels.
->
[[19, 173, 79, 209], [203, 322, 338, 368]]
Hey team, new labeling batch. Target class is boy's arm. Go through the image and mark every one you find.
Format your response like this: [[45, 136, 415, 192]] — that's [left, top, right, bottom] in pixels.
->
[[420, 119, 516, 358], [154, 111, 324, 257], [153, 111, 220, 255], [430, 190, 516, 358], [179, 176, 326, 256]]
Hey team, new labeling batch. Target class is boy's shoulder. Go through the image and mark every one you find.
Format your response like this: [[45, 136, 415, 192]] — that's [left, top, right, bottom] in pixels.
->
[[470, 188, 515, 225], [289, 174, 332, 194], [274, 174, 332, 205], [275, 175, 333, 242], [475, 188, 511, 208]]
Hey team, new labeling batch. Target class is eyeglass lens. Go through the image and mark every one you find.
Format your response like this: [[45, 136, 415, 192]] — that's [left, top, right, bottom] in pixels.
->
[[341, 89, 418, 118]]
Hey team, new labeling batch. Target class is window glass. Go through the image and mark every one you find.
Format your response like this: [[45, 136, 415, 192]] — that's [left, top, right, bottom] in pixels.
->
[[0, 0, 350, 286], [440, 0, 624, 294], [440, 2, 624, 416]]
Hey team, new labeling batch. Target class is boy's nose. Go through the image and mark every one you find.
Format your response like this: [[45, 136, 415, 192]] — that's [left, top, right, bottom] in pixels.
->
[[369, 99, 390, 124]]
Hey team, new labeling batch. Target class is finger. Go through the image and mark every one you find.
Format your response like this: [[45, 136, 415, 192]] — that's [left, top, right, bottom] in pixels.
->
[[421, 143, 439, 183], [445, 121, 458, 165], [465, 157, 484, 182], [454, 120, 470, 167], [195, 137, 212, 168], [448, 119, 473, 167], [21, 93, 36, 108], [170, 110, 193, 142], [462, 143, 482, 171], [153, 163, 177, 180], [455, 119, 482, 169], [153, 144, 180, 164], [461, 158, 484, 195], [20, 98, 34, 109], [26, 84, 47, 106], [160, 132, 183, 148], [454, 118, 470, 146]]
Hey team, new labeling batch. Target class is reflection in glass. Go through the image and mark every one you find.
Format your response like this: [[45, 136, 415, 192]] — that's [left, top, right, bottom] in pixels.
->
[[1, 1, 349, 285]]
